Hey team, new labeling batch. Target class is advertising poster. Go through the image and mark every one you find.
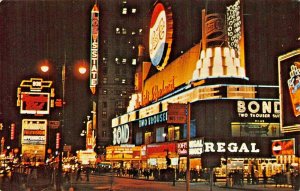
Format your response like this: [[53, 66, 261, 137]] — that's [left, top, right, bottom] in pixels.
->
[[278, 49, 300, 132]]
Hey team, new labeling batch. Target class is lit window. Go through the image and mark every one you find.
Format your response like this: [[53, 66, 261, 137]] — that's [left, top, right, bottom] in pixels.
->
[[122, 28, 127, 35], [132, 46, 135, 50], [122, 7, 127, 15], [116, 27, 121, 34], [102, 111, 107, 118], [103, 89, 107, 94], [115, 77, 120, 81], [132, 8, 136, 14], [103, 77, 107, 84], [102, 131, 107, 137], [122, 0, 127, 4], [136, 132, 143, 145], [121, 90, 127, 95], [145, 132, 153, 144], [132, 59, 136, 65], [138, 29, 143, 35], [115, 57, 120, 64], [121, 79, 126, 84], [122, 58, 127, 64], [131, 31, 136, 35]]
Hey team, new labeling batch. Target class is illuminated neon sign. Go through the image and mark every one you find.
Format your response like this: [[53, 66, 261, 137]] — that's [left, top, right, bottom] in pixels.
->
[[90, 4, 99, 94], [22, 119, 47, 145], [20, 92, 50, 115], [149, 2, 173, 71], [272, 138, 295, 156]]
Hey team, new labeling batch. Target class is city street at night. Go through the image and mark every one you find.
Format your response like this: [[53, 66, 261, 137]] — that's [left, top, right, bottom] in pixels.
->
[[0, 170, 292, 191], [1, 1, 300, 191]]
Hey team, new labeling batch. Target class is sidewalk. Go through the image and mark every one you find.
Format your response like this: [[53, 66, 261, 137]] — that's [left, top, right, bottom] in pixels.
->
[[21, 171, 298, 191], [112, 173, 297, 191]]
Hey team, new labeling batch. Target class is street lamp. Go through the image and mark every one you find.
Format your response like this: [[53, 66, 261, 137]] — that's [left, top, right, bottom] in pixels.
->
[[40, 59, 87, 191]]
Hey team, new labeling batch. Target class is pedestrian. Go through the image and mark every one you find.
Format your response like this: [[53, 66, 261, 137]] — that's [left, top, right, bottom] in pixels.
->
[[294, 173, 300, 191], [251, 166, 255, 185], [76, 164, 82, 181], [86, 164, 91, 181], [262, 167, 267, 187], [213, 171, 217, 186]]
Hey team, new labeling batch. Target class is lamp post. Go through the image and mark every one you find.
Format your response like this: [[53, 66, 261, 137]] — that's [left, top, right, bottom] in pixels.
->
[[40, 59, 87, 191]]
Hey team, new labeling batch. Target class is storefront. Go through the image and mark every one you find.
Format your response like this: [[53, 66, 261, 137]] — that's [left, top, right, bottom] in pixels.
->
[[146, 142, 178, 169], [106, 145, 142, 169]]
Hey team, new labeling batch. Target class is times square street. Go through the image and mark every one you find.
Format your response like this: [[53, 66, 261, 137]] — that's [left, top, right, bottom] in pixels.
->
[[2, 172, 295, 191]]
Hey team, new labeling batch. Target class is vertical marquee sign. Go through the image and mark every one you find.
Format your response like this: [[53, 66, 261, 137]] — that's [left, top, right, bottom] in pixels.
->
[[278, 49, 300, 133], [17, 78, 53, 162], [90, 3, 99, 94]]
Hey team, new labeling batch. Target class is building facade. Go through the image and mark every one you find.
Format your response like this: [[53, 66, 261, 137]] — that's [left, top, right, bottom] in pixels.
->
[[108, 0, 300, 180]]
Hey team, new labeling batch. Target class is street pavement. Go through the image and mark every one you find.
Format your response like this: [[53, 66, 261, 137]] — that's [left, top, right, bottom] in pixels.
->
[[35, 172, 297, 191], [0, 171, 296, 191]]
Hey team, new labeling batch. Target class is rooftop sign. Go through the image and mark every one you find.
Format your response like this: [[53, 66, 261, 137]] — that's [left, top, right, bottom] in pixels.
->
[[149, 2, 173, 71]]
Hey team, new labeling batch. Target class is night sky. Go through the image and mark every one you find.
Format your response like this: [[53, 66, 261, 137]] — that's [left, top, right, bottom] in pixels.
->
[[0, 0, 299, 150]]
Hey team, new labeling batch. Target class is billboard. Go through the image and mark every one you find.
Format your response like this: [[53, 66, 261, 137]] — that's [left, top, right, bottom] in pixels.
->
[[149, 1, 173, 71], [20, 92, 50, 115], [21, 119, 47, 145], [278, 49, 300, 132], [272, 138, 295, 156]]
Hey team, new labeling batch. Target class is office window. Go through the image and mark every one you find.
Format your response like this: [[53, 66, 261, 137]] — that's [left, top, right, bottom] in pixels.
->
[[115, 57, 120, 65], [103, 66, 107, 75], [138, 29, 143, 35], [122, 28, 127, 35], [145, 132, 153, 144], [103, 89, 107, 95], [156, 127, 165, 142], [121, 79, 126, 84], [115, 27, 121, 34], [132, 8, 137, 14], [122, 58, 127, 64], [115, 100, 125, 109], [102, 111, 107, 118], [136, 132, 142, 145], [132, 59, 136, 65], [103, 77, 107, 84], [122, 7, 127, 15], [115, 67, 120, 75]]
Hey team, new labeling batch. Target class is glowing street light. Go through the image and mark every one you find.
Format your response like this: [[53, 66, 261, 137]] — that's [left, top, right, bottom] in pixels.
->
[[39, 58, 88, 191]]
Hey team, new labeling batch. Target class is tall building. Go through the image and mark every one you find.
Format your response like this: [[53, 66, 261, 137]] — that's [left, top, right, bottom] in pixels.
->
[[97, 0, 149, 149]]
